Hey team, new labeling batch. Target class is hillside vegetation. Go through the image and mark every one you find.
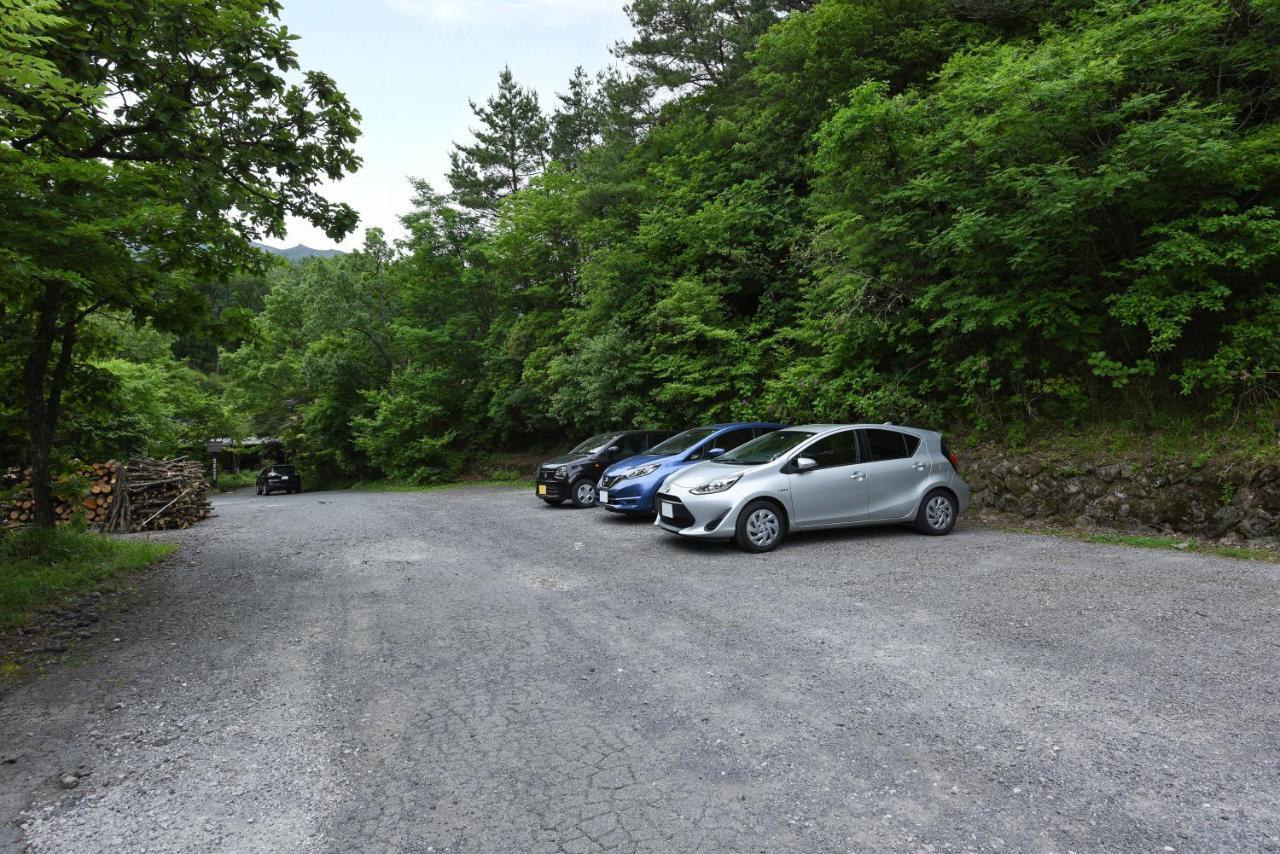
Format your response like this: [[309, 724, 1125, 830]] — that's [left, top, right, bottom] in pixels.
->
[[226, 0, 1279, 484], [3, 0, 1277, 492]]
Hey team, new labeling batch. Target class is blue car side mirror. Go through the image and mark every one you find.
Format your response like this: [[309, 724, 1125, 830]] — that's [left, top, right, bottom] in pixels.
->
[[708, 447, 726, 459]]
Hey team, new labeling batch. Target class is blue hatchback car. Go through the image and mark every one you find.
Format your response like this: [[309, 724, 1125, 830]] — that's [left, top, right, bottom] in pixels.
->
[[598, 422, 785, 515]]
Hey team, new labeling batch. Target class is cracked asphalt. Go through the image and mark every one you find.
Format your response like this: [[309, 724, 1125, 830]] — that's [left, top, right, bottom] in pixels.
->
[[1, 485, 1278, 853]]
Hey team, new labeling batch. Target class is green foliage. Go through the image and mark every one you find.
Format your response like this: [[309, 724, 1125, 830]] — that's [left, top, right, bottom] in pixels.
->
[[224, 232, 401, 484], [0, 0, 98, 134], [355, 371, 465, 484], [796, 0, 1280, 424], [2, 309, 244, 466], [82, 357, 239, 459]]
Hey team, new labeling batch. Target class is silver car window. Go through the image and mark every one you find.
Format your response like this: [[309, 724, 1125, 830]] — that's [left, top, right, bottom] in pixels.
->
[[862, 429, 917, 461], [803, 430, 861, 469]]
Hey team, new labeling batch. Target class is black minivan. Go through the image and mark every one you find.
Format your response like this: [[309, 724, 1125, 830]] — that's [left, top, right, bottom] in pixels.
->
[[536, 430, 675, 508]]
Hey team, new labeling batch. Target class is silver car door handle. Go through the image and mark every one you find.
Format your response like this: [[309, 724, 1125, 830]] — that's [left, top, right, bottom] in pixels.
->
[[912, 462, 927, 471], [849, 471, 866, 481]]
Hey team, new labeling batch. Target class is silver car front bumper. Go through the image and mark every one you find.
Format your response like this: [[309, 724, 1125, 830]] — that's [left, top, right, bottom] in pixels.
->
[[652, 486, 746, 540]]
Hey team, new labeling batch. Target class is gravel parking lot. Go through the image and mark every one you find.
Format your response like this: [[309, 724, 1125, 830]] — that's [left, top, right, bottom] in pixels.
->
[[1, 485, 1278, 853]]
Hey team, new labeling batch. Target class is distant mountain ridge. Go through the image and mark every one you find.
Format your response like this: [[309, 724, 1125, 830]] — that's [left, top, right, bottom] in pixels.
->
[[252, 241, 344, 261]]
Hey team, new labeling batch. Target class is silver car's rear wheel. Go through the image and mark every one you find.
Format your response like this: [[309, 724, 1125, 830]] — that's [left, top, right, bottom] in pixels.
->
[[914, 490, 957, 535], [735, 500, 784, 553], [926, 496, 952, 529]]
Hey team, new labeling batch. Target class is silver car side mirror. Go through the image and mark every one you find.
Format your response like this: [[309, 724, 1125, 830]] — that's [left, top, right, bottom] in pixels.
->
[[793, 457, 818, 472]]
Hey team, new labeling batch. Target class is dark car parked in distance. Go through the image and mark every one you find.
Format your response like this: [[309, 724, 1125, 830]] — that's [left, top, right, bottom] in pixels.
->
[[257, 464, 301, 495], [536, 430, 676, 508]]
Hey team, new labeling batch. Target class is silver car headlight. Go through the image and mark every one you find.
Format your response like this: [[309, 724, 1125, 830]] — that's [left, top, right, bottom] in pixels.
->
[[624, 463, 660, 480], [690, 473, 742, 495], [555, 466, 568, 480]]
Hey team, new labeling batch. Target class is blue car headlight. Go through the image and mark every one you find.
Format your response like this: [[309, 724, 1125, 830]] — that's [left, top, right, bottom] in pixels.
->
[[690, 473, 742, 495], [623, 463, 660, 480]]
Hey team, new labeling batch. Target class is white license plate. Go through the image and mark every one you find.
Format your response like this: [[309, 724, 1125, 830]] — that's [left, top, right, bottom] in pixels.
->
[[598, 489, 609, 503], [661, 501, 675, 518]]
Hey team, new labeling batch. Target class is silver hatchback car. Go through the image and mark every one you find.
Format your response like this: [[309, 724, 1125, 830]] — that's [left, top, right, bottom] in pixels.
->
[[654, 424, 969, 552]]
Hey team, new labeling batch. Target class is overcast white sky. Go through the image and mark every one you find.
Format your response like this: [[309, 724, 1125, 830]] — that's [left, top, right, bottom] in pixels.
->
[[262, 0, 633, 251]]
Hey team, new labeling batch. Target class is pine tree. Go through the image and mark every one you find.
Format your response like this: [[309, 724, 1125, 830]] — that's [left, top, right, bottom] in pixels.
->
[[447, 66, 549, 219], [549, 67, 601, 169], [617, 0, 814, 92], [595, 66, 657, 146]]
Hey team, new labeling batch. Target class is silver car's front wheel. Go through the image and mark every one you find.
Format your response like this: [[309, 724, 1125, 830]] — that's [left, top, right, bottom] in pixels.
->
[[735, 500, 784, 552], [915, 490, 957, 535]]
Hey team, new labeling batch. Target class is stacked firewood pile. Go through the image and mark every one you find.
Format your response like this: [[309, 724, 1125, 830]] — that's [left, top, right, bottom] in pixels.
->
[[1, 457, 211, 533], [3, 461, 123, 530], [116, 456, 213, 532]]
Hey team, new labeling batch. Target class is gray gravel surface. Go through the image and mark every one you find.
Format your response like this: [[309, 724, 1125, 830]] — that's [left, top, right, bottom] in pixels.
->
[[1, 486, 1278, 853]]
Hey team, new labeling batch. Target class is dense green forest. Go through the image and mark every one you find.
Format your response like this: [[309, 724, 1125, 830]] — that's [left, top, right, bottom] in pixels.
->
[[4, 0, 1278, 493]]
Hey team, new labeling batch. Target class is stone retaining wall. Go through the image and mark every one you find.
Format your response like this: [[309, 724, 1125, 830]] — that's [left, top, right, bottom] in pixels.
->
[[963, 452, 1280, 545]]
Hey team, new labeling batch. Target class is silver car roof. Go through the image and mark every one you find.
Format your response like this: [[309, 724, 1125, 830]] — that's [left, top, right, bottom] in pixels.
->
[[783, 425, 942, 447], [786, 423, 938, 437]]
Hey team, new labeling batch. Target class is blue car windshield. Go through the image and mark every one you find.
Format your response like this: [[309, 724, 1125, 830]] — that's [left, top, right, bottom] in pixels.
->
[[568, 432, 616, 454], [714, 430, 815, 465], [648, 427, 719, 456]]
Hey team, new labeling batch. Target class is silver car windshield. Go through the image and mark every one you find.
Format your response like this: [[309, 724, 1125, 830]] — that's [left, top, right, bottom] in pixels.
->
[[714, 430, 816, 465], [648, 427, 719, 455], [568, 432, 616, 454]]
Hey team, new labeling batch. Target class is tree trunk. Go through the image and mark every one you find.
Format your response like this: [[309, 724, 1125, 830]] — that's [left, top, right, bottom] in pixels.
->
[[22, 281, 74, 529], [25, 416, 56, 528]]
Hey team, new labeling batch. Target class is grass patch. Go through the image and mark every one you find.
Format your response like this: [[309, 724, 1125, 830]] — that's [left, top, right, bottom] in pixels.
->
[[345, 478, 533, 493], [213, 470, 256, 493], [0, 526, 177, 629], [958, 405, 1280, 468], [1004, 524, 1279, 563]]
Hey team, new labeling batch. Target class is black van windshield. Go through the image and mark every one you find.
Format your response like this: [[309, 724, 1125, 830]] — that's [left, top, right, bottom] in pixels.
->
[[569, 433, 616, 455], [715, 430, 815, 465], [649, 427, 719, 456]]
